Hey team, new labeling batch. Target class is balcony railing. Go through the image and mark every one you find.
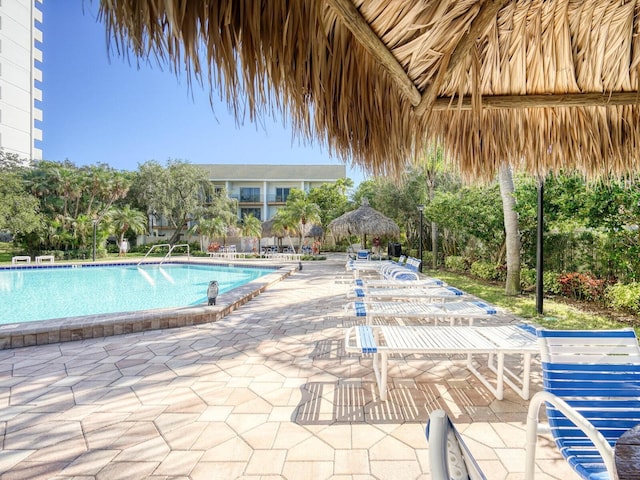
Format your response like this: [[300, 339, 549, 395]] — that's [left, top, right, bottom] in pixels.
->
[[230, 193, 263, 203], [267, 195, 289, 203]]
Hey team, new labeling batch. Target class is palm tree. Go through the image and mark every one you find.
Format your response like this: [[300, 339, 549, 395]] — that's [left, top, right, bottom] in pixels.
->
[[271, 209, 298, 252], [241, 213, 262, 252], [499, 164, 521, 295], [188, 218, 223, 251], [211, 217, 230, 247], [286, 197, 321, 252], [72, 214, 94, 249], [107, 205, 147, 255]]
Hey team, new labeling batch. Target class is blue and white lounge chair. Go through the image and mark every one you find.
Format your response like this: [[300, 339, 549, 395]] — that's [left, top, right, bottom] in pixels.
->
[[345, 300, 498, 326], [348, 285, 466, 302], [353, 276, 444, 289], [525, 328, 640, 480], [346, 255, 405, 275], [344, 324, 537, 400], [426, 409, 487, 480]]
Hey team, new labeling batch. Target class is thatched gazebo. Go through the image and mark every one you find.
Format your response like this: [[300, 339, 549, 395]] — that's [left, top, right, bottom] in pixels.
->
[[328, 199, 400, 249], [303, 224, 324, 240], [260, 219, 279, 240], [100, 1, 640, 181]]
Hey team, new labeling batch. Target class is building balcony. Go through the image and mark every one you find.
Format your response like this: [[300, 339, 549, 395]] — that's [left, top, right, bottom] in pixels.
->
[[267, 195, 289, 204], [230, 193, 264, 204]]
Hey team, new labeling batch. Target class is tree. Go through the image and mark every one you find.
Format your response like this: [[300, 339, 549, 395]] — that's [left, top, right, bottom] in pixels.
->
[[281, 189, 321, 252], [107, 205, 147, 253], [0, 151, 41, 239], [499, 164, 521, 295], [271, 209, 298, 252], [241, 213, 262, 252], [425, 183, 504, 262], [415, 145, 450, 269], [188, 218, 217, 251], [0, 171, 42, 239], [307, 178, 353, 229], [131, 160, 213, 245], [211, 217, 231, 246]]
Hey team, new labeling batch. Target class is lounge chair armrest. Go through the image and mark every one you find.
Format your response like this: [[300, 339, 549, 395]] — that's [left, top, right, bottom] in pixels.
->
[[524, 391, 615, 480], [344, 326, 357, 352], [426, 410, 451, 480]]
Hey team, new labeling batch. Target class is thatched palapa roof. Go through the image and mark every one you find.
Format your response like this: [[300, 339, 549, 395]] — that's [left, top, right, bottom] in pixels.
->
[[100, 0, 640, 180], [328, 199, 400, 240]]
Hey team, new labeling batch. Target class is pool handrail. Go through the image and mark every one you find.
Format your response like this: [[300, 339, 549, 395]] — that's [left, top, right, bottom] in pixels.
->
[[137, 243, 190, 266]]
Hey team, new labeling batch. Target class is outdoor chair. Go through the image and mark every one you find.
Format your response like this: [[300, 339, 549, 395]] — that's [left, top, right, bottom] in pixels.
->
[[345, 300, 498, 326], [426, 409, 487, 480], [356, 249, 370, 260], [377, 259, 422, 281], [353, 276, 444, 289], [525, 328, 640, 480], [344, 324, 537, 401], [347, 285, 466, 302]]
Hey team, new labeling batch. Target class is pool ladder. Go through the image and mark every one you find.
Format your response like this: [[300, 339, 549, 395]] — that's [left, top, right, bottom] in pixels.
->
[[137, 243, 190, 266]]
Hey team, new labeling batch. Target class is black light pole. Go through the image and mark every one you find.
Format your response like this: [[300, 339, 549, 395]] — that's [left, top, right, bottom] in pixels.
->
[[92, 219, 98, 262], [536, 181, 544, 315], [417, 204, 424, 272]]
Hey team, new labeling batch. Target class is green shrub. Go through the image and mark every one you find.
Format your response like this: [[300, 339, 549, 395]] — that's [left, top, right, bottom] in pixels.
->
[[470, 261, 500, 281], [301, 255, 326, 261], [542, 271, 562, 295], [445, 256, 468, 272], [520, 267, 536, 290], [606, 282, 640, 315]]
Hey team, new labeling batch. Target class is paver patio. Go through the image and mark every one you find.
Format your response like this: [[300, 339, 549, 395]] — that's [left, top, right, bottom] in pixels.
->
[[0, 254, 578, 479]]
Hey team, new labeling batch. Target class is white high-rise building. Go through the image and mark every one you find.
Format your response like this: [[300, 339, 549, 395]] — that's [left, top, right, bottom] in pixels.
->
[[0, 0, 43, 161]]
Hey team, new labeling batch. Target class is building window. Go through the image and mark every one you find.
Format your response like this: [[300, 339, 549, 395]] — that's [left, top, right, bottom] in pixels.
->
[[214, 186, 224, 195], [275, 187, 290, 202], [240, 187, 260, 203], [240, 207, 261, 221]]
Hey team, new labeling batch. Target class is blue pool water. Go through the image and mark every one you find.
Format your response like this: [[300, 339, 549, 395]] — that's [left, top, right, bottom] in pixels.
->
[[0, 263, 274, 324]]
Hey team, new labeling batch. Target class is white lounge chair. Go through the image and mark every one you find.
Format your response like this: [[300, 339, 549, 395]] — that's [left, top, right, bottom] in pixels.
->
[[347, 256, 409, 279], [348, 285, 467, 302], [353, 277, 444, 289], [344, 324, 538, 401], [345, 300, 498, 325], [11, 256, 31, 264]]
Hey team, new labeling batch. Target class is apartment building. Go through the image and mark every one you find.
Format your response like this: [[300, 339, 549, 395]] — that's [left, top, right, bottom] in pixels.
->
[[196, 164, 346, 221], [0, 0, 43, 161]]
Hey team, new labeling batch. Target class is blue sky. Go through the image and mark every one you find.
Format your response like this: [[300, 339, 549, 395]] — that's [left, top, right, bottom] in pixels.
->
[[39, 1, 365, 185]]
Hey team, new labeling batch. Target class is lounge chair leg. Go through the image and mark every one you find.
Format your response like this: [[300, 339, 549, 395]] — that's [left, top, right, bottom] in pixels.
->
[[372, 351, 388, 401], [380, 352, 388, 401], [496, 353, 505, 400]]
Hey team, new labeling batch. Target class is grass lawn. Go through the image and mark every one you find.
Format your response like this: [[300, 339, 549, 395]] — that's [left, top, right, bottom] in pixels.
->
[[426, 268, 636, 333]]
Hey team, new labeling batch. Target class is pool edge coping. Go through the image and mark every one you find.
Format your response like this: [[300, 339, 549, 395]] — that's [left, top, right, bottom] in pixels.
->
[[0, 260, 297, 350]]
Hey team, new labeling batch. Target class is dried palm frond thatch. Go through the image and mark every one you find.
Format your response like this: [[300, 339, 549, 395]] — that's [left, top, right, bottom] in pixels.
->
[[260, 219, 278, 239], [99, 0, 640, 181], [328, 199, 400, 247], [303, 224, 324, 239]]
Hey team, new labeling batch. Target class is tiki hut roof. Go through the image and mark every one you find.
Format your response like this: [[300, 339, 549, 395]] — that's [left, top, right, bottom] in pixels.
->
[[261, 219, 280, 238], [328, 199, 400, 239], [304, 224, 324, 239], [100, 0, 640, 180]]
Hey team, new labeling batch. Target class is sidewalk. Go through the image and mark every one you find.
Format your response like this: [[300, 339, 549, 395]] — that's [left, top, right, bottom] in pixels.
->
[[0, 254, 576, 479]]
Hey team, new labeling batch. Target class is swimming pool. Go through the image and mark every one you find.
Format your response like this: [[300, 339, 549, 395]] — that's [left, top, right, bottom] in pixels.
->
[[0, 262, 275, 324]]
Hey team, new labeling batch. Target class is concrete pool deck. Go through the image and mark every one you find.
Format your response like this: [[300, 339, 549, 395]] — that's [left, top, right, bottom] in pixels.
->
[[0, 254, 577, 479]]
